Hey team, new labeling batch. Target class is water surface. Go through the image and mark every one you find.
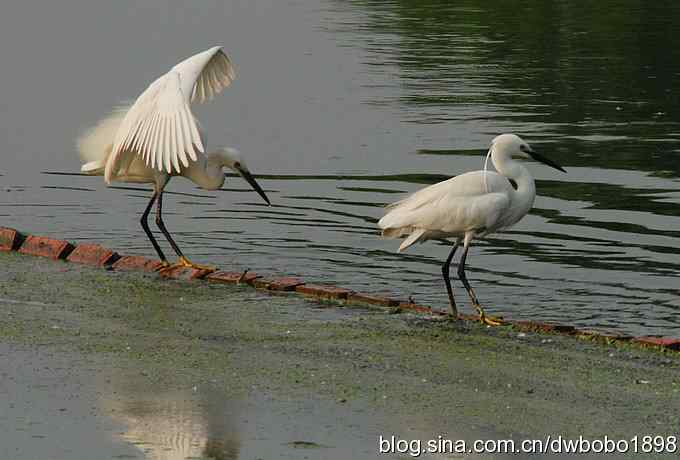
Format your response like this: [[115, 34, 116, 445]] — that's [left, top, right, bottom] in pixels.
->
[[1, 0, 679, 336]]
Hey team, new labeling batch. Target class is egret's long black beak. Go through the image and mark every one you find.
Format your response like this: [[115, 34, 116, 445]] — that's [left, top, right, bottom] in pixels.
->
[[237, 167, 271, 205], [528, 150, 567, 173]]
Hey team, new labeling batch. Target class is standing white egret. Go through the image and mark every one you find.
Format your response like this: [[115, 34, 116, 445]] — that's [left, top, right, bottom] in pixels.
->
[[378, 134, 565, 325], [78, 46, 270, 271]]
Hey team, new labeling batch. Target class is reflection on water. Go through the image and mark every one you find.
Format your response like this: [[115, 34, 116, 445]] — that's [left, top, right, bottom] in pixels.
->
[[101, 385, 402, 460], [102, 387, 240, 460], [100, 382, 527, 460], [1, 0, 679, 336]]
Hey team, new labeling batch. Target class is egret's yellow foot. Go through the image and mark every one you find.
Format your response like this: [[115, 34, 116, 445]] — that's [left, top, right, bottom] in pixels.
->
[[177, 256, 217, 272], [158, 257, 216, 275], [158, 259, 183, 276], [475, 304, 504, 326], [156, 260, 172, 274]]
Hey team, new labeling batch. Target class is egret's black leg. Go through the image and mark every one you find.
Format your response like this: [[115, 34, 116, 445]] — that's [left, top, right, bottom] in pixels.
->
[[441, 240, 460, 318], [457, 238, 504, 326], [155, 191, 216, 272], [140, 191, 169, 265], [154, 191, 185, 259]]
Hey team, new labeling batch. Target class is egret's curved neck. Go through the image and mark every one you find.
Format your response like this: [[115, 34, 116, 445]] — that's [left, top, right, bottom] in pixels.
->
[[492, 147, 536, 205], [183, 152, 227, 190]]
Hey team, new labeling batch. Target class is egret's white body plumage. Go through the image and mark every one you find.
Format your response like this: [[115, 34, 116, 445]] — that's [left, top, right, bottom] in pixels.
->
[[379, 137, 536, 252], [77, 46, 269, 270], [379, 134, 565, 323]]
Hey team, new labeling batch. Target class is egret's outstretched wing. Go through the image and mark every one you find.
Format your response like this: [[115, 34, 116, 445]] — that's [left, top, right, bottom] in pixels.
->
[[105, 46, 235, 183]]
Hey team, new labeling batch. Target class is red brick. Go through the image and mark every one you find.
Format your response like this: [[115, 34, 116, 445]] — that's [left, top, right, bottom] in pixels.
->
[[269, 277, 305, 291], [0, 227, 22, 251], [112, 255, 163, 272], [18, 235, 74, 260], [397, 302, 435, 315], [67, 243, 119, 266], [347, 292, 400, 307], [159, 265, 212, 280], [207, 270, 259, 285], [242, 272, 261, 286], [511, 320, 575, 334], [206, 271, 243, 284], [296, 284, 353, 300], [553, 324, 576, 333], [575, 329, 632, 342], [252, 277, 275, 290], [633, 336, 680, 350]]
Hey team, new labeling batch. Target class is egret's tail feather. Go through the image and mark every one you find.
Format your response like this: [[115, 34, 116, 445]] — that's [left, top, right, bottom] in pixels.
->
[[398, 228, 426, 252], [81, 160, 106, 175], [379, 224, 426, 253], [379, 207, 424, 252], [77, 104, 131, 170]]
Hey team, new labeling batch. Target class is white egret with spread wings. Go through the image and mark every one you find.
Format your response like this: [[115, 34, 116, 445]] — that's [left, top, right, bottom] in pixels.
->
[[78, 46, 270, 271], [379, 134, 565, 325]]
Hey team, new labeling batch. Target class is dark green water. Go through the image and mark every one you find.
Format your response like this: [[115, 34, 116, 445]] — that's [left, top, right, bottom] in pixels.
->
[[1, 0, 679, 336]]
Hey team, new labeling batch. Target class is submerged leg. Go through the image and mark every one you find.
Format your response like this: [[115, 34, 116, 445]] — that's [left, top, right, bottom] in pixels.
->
[[457, 235, 504, 326], [441, 239, 461, 318], [140, 191, 169, 267], [155, 191, 216, 272]]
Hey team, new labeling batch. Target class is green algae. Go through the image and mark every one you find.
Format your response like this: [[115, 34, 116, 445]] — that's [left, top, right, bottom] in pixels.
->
[[1, 250, 679, 450]]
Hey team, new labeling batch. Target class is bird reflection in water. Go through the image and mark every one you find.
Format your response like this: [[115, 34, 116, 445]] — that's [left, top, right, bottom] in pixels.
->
[[101, 387, 240, 460]]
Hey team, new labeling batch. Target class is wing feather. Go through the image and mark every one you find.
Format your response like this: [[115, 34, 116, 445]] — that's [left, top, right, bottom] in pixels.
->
[[131, 114, 148, 153], [137, 112, 154, 159], [147, 112, 160, 167], [152, 113, 163, 170], [189, 48, 235, 104], [104, 46, 236, 182], [379, 171, 514, 239], [169, 114, 180, 172], [170, 113, 181, 169], [161, 116, 171, 172], [178, 108, 195, 160], [186, 102, 203, 157]]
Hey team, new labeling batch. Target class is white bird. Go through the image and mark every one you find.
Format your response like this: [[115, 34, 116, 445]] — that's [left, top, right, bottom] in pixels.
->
[[378, 134, 565, 325], [78, 46, 270, 271]]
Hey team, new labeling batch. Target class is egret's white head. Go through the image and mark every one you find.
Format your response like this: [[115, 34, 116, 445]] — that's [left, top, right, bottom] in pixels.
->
[[215, 147, 271, 205], [216, 147, 248, 172], [491, 133, 531, 158], [491, 133, 566, 172]]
